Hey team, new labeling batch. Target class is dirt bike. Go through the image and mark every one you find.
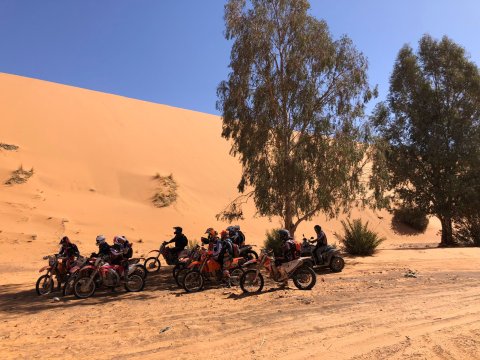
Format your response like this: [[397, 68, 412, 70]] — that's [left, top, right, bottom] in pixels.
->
[[239, 248, 316, 293], [62, 255, 89, 295], [173, 244, 202, 286], [182, 250, 245, 292], [36, 254, 72, 295], [300, 236, 345, 272], [73, 257, 144, 299], [144, 241, 188, 273]]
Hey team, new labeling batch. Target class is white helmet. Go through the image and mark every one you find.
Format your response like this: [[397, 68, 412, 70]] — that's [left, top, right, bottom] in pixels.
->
[[96, 235, 106, 244]]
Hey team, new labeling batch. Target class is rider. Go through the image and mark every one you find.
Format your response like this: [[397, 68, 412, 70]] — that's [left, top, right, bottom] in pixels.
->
[[58, 236, 80, 270], [213, 230, 234, 287], [112, 235, 133, 259], [228, 225, 245, 247], [276, 229, 299, 286], [92, 235, 111, 258], [313, 225, 328, 263], [203, 228, 219, 251], [165, 226, 188, 259]]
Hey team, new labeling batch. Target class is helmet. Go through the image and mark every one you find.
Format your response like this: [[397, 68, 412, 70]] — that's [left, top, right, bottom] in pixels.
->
[[226, 226, 236, 236], [234, 225, 240, 231], [113, 236, 126, 246], [220, 230, 228, 239], [314, 224, 322, 232], [205, 228, 217, 237], [173, 226, 183, 235], [278, 229, 291, 241], [59, 236, 70, 245], [96, 235, 106, 245]]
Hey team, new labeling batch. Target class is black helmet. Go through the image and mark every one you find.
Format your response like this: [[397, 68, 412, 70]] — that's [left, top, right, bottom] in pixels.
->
[[173, 226, 183, 235], [278, 229, 291, 241], [314, 224, 321, 232], [59, 236, 70, 245]]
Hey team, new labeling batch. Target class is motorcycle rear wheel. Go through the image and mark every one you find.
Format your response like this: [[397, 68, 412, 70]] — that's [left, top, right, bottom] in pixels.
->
[[240, 270, 264, 293], [183, 269, 204, 293], [62, 273, 77, 296], [175, 268, 189, 287], [144, 257, 161, 273], [73, 276, 96, 299], [36, 274, 54, 295], [125, 274, 145, 292], [292, 266, 316, 290], [329, 256, 345, 272], [245, 250, 258, 260]]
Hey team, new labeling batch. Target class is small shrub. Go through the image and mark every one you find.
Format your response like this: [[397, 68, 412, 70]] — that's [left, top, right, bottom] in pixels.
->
[[187, 239, 199, 250], [339, 218, 385, 256], [454, 214, 480, 247], [152, 173, 177, 208], [0, 143, 19, 151], [392, 206, 429, 232], [263, 228, 283, 256], [5, 165, 34, 185]]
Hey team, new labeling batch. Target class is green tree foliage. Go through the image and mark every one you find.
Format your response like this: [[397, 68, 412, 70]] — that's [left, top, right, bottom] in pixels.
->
[[263, 228, 283, 256], [371, 35, 480, 246], [217, 0, 375, 236], [339, 218, 385, 256]]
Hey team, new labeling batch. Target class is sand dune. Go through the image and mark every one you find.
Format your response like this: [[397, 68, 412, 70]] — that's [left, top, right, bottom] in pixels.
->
[[2, 73, 479, 360]]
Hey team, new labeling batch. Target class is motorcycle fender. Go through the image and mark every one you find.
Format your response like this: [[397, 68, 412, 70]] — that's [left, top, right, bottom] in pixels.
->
[[80, 265, 97, 271], [39, 266, 51, 273], [69, 266, 80, 273], [147, 250, 160, 255], [242, 258, 257, 267], [188, 261, 201, 268], [282, 259, 304, 274]]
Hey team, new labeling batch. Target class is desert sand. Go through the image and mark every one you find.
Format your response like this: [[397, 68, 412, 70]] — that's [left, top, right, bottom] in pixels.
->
[[1, 73, 479, 359]]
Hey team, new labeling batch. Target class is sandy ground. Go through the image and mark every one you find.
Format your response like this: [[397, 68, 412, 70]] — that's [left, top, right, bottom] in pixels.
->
[[1, 73, 479, 359]]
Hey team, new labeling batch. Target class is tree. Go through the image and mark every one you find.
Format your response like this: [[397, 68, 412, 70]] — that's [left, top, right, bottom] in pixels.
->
[[371, 35, 480, 246], [216, 0, 375, 237]]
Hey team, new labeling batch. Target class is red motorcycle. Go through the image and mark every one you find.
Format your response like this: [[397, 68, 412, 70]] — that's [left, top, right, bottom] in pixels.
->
[[73, 257, 144, 299], [144, 241, 188, 274], [36, 254, 73, 295]]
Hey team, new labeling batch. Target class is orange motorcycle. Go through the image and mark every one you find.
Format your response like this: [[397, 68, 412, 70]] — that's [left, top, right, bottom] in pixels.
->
[[182, 249, 245, 292]]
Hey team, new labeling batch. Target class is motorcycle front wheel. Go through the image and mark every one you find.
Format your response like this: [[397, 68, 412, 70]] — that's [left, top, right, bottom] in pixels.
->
[[292, 265, 316, 290], [36, 274, 54, 295], [73, 276, 96, 299], [229, 267, 244, 287], [183, 270, 204, 293], [131, 264, 148, 279], [240, 270, 264, 293], [330, 256, 345, 272], [125, 274, 145, 292], [62, 273, 77, 296], [144, 257, 161, 273]]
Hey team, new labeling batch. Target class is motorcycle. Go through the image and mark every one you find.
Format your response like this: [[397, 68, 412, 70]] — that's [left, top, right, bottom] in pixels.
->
[[182, 249, 245, 292], [36, 254, 72, 295], [73, 257, 145, 299], [300, 236, 345, 272], [62, 255, 147, 296], [239, 248, 316, 293], [144, 241, 188, 273], [173, 244, 202, 286]]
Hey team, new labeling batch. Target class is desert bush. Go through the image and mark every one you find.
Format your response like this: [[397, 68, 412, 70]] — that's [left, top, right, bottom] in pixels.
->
[[5, 165, 34, 185], [0, 143, 19, 151], [339, 218, 385, 256], [187, 239, 200, 250], [152, 173, 177, 208], [454, 214, 480, 247], [263, 228, 283, 256], [392, 206, 429, 232]]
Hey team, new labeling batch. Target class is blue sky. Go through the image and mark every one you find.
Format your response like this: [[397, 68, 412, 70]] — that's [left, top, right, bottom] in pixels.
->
[[1, 1, 479, 115]]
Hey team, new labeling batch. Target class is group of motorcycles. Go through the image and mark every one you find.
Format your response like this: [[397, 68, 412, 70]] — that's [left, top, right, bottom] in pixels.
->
[[35, 253, 147, 298], [36, 233, 345, 298]]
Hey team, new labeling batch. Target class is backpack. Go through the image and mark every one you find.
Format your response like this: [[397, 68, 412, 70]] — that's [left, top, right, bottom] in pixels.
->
[[224, 238, 238, 257]]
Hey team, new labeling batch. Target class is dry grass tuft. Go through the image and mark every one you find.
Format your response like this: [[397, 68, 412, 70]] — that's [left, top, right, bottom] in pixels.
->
[[152, 173, 178, 208], [5, 165, 34, 185], [0, 143, 19, 151]]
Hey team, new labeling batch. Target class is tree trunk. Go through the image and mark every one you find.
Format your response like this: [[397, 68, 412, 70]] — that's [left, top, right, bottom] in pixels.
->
[[439, 215, 454, 247], [284, 203, 296, 239]]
